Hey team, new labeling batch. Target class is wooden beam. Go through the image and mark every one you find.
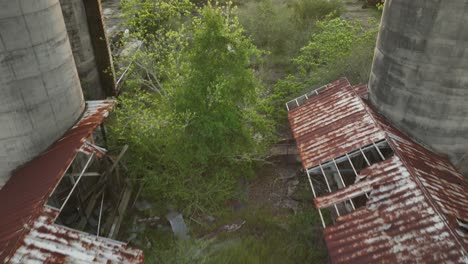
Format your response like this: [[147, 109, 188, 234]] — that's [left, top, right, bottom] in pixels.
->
[[108, 185, 132, 239]]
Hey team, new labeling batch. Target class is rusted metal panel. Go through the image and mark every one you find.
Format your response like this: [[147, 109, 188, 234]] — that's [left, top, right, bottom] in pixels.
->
[[288, 81, 468, 263], [80, 141, 107, 158], [8, 207, 143, 264], [288, 78, 385, 169], [0, 101, 128, 263], [314, 157, 403, 209], [323, 144, 467, 263], [351, 83, 368, 98]]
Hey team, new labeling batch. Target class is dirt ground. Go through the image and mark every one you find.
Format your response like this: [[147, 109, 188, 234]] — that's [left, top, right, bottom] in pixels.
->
[[247, 160, 302, 214]]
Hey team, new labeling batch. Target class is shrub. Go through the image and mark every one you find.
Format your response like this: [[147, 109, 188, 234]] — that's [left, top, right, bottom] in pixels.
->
[[266, 17, 379, 125], [110, 3, 273, 215], [238, 0, 343, 68]]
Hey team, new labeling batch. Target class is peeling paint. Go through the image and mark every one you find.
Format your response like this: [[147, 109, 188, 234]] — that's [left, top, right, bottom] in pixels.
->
[[288, 80, 468, 263], [0, 101, 143, 263]]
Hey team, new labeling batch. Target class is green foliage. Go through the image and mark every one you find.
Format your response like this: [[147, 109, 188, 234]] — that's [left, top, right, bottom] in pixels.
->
[[376, 0, 385, 11], [238, 0, 291, 56], [144, 209, 327, 263], [110, 3, 273, 214], [298, 17, 378, 84], [172, 4, 271, 158], [266, 17, 378, 125], [294, 18, 363, 75], [237, 0, 343, 84], [146, 238, 211, 263], [121, 0, 194, 40], [290, 0, 344, 29]]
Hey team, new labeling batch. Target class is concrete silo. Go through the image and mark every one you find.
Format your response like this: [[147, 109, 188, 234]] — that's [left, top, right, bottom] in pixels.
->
[[0, 0, 85, 188], [59, 0, 116, 99], [369, 0, 468, 173], [60, 0, 104, 99]]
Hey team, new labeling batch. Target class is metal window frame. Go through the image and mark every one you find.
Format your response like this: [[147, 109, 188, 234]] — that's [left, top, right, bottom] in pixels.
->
[[303, 140, 391, 227]]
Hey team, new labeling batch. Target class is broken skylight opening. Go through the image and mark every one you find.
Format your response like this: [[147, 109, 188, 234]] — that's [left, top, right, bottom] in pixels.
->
[[285, 84, 328, 111], [305, 139, 394, 227]]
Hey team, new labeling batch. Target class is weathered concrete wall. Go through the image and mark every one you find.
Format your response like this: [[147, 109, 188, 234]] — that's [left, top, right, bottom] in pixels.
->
[[369, 0, 468, 173], [0, 0, 85, 188], [60, 0, 105, 99]]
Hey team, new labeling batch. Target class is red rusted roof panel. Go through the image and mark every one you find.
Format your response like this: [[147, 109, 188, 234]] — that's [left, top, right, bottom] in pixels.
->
[[288, 78, 385, 169], [0, 101, 117, 262], [288, 81, 468, 263], [351, 83, 368, 98], [323, 155, 467, 263], [8, 207, 144, 264], [362, 95, 468, 249]]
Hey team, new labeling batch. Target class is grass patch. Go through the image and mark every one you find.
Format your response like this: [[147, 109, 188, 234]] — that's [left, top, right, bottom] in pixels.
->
[[144, 207, 328, 263]]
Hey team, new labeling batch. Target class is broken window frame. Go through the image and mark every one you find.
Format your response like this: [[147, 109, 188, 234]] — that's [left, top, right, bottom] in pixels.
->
[[45, 130, 113, 237], [304, 139, 392, 227]]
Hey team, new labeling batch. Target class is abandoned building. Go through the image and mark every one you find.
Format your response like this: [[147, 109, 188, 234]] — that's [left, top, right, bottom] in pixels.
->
[[1, 0, 467, 262], [286, 0, 468, 262], [0, 101, 143, 263], [0, 0, 143, 262], [287, 78, 468, 262]]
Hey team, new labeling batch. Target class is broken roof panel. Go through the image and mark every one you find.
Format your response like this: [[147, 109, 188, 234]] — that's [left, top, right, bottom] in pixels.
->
[[0, 100, 143, 263], [288, 78, 386, 169], [8, 207, 143, 264], [323, 151, 467, 263], [287, 80, 468, 263]]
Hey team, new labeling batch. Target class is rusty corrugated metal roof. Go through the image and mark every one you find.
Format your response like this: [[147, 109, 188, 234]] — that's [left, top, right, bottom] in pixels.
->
[[322, 145, 467, 263], [288, 80, 468, 263], [0, 100, 143, 263], [288, 78, 385, 169], [8, 207, 143, 263], [351, 83, 368, 98]]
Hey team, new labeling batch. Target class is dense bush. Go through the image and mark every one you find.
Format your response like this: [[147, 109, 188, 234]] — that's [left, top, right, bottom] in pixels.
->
[[121, 0, 194, 40], [265, 17, 379, 125], [110, 3, 273, 214], [238, 0, 343, 77], [144, 209, 327, 263]]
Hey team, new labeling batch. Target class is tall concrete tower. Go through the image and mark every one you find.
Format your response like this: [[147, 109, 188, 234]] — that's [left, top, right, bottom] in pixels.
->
[[60, 0, 116, 99], [0, 0, 85, 188], [60, 0, 105, 99], [369, 0, 468, 172]]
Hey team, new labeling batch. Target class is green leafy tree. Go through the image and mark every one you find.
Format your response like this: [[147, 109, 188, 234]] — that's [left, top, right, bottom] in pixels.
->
[[294, 18, 365, 76], [110, 3, 272, 214], [237, 0, 343, 85], [121, 0, 194, 40], [266, 17, 378, 125]]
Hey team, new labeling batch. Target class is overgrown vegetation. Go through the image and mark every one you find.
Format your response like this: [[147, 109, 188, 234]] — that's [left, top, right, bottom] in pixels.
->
[[265, 17, 378, 126], [238, 0, 344, 83], [144, 208, 327, 263], [111, 0, 379, 262], [111, 2, 273, 214]]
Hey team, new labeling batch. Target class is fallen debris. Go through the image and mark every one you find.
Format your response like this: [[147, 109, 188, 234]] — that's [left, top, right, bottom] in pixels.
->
[[166, 211, 190, 240]]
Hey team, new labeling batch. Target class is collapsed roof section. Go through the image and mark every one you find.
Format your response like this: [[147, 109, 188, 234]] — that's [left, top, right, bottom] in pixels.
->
[[287, 79, 468, 263], [0, 101, 144, 263], [8, 207, 142, 264]]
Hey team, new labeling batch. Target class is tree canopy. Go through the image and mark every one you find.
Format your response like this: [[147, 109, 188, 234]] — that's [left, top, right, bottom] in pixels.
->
[[110, 3, 272, 214]]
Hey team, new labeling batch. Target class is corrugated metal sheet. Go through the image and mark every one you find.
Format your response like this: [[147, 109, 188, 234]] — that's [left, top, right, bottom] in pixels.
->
[[288, 78, 385, 169], [288, 81, 468, 263], [323, 150, 467, 263], [8, 207, 143, 264], [351, 83, 368, 98], [0, 100, 143, 263]]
